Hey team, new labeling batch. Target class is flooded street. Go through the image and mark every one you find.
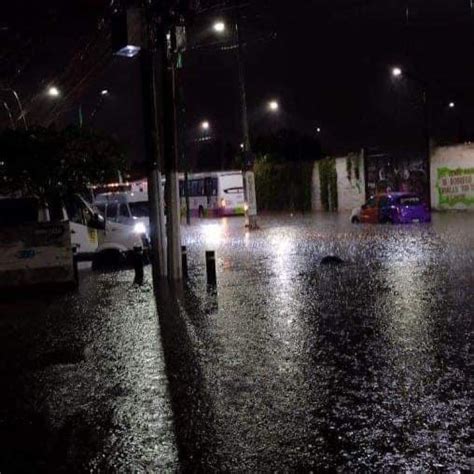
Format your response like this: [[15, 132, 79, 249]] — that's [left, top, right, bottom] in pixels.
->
[[1, 212, 472, 472]]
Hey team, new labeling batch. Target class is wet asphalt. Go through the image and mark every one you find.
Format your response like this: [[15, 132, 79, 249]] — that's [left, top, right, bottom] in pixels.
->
[[0, 212, 472, 472]]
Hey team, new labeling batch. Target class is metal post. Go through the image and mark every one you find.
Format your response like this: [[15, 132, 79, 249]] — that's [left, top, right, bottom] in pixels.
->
[[235, 12, 258, 230], [181, 245, 188, 279], [422, 89, 432, 210], [206, 250, 216, 286], [184, 170, 191, 224], [133, 245, 144, 285], [140, 16, 168, 281], [163, 27, 183, 281]]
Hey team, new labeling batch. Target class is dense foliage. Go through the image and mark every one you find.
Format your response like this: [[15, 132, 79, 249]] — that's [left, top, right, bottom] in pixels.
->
[[0, 126, 126, 201], [319, 157, 338, 211], [254, 157, 314, 212], [251, 129, 320, 212]]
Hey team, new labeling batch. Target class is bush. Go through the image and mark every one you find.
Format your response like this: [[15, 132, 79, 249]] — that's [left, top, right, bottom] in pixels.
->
[[254, 157, 313, 212]]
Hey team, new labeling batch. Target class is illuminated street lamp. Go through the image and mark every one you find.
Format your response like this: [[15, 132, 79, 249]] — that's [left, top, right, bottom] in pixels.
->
[[392, 67, 403, 77], [201, 120, 210, 131], [48, 86, 60, 97], [316, 127, 321, 133], [213, 21, 226, 33], [268, 100, 279, 111], [448, 101, 455, 108], [100, 89, 109, 96]]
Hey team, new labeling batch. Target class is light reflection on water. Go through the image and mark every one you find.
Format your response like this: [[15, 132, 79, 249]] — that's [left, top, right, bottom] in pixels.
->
[[178, 213, 472, 471]]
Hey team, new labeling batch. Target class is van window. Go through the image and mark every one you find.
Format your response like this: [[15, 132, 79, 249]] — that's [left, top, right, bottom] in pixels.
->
[[107, 203, 118, 222], [65, 196, 92, 226], [117, 203, 130, 223], [129, 201, 149, 218]]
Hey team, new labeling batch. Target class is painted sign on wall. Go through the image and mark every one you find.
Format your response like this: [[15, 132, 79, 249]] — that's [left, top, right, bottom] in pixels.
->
[[436, 167, 474, 207]]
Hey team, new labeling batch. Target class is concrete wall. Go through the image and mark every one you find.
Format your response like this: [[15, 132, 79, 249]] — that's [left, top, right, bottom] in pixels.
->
[[312, 152, 365, 211], [431, 144, 474, 211]]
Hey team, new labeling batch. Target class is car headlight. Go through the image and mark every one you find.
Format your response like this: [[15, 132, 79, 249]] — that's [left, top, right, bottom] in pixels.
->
[[133, 222, 147, 234]]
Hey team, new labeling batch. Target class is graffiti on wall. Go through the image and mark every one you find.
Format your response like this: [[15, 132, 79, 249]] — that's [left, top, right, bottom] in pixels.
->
[[366, 154, 428, 198], [436, 167, 474, 207]]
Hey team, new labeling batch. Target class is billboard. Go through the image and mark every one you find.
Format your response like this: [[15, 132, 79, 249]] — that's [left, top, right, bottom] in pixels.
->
[[436, 167, 474, 208]]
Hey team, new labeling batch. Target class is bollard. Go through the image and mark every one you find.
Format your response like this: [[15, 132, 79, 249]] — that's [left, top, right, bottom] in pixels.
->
[[133, 246, 144, 285], [181, 245, 188, 279], [205, 250, 216, 286], [72, 246, 79, 288]]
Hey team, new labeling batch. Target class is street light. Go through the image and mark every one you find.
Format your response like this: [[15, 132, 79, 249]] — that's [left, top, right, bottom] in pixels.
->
[[201, 120, 210, 131], [268, 100, 279, 112], [448, 101, 455, 108], [48, 86, 60, 97], [213, 21, 226, 33], [392, 67, 403, 77], [389, 66, 432, 209], [100, 89, 109, 96], [316, 127, 321, 133]]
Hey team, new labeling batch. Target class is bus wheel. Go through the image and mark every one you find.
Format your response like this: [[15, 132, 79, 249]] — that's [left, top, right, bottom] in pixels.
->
[[198, 206, 204, 218]]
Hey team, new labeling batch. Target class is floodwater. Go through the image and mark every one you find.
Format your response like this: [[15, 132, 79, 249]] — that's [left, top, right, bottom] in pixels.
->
[[0, 271, 178, 472], [0, 212, 472, 472]]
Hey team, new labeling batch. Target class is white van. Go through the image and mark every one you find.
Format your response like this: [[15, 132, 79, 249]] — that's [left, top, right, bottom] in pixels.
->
[[0, 194, 147, 269], [93, 191, 150, 235], [64, 194, 148, 266]]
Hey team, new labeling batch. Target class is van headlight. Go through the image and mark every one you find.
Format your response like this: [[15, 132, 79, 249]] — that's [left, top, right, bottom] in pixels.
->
[[133, 222, 147, 234]]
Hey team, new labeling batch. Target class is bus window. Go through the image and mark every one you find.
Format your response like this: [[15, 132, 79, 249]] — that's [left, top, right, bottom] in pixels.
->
[[205, 177, 218, 196], [190, 179, 205, 196]]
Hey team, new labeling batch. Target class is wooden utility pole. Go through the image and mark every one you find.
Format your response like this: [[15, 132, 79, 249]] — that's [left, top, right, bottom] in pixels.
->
[[235, 8, 258, 229], [141, 7, 168, 281], [163, 24, 183, 280]]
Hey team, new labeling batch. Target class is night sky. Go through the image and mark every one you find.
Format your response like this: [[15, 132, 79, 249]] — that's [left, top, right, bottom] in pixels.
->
[[2, 1, 474, 167]]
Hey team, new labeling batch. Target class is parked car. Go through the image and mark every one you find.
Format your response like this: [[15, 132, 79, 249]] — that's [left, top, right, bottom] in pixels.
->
[[352, 193, 431, 224]]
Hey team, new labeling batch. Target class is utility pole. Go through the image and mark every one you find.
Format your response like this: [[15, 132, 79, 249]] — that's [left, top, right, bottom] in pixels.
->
[[235, 8, 258, 230], [141, 6, 168, 281], [163, 21, 183, 280], [175, 43, 191, 225]]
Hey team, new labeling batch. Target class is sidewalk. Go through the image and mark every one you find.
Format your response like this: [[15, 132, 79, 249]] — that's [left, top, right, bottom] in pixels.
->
[[0, 268, 178, 472]]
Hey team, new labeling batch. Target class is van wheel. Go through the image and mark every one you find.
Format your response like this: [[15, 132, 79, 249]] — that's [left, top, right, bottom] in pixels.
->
[[198, 206, 204, 218], [351, 216, 360, 224]]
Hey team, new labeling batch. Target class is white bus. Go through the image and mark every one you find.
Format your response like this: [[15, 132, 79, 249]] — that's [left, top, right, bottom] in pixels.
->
[[179, 171, 245, 218], [94, 171, 245, 219]]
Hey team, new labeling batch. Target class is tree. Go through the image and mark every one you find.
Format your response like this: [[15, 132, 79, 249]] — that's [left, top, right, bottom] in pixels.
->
[[0, 126, 127, 201]]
